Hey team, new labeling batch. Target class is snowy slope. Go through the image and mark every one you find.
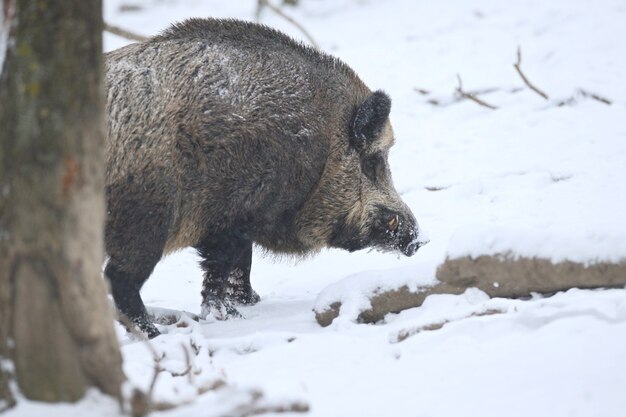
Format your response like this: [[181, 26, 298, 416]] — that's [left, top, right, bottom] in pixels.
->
[[8, 0, 626, 416]]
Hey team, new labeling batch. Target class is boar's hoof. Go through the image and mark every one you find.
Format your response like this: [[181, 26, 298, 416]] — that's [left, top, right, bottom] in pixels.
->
[[230, 289, 261, 306], [201, 299, 243, 321], [120, 314, 160, 339], [145, 324, 161, 339]]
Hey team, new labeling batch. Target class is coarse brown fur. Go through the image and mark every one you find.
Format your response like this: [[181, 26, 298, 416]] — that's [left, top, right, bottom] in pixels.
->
[[104, 18, 424, 337]]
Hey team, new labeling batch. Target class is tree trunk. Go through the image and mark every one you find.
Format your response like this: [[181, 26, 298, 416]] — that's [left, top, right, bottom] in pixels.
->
[[0, 0, 125, 406]]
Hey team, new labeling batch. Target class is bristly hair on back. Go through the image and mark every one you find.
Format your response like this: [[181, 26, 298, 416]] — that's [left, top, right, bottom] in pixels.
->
[[151, 17, 362, 84]]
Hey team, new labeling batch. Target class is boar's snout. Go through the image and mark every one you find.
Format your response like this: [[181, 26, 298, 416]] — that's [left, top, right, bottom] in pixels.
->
[[375, 205, 426, 257], [399, 222, 424, 257], [328, 203, 427, 257]]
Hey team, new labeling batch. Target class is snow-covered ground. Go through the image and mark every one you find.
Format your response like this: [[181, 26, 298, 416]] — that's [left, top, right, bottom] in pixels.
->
[[8, 0, 626, 416]]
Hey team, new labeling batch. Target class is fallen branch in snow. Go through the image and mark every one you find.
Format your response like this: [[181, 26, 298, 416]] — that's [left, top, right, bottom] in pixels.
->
[[169, 343, 194, 382], [455, 74, 498, 110], [256, 0, 320, 49], [416, 48, 613, 109], [104, 22, 149, 42], [121, 318, 208, 415], [130, 379, 227, 417], [578, 88, 612, 105], [230, 390, 309, 417], [118, 316, 165, 417], [514, 46, 549, 100], [418, 86, 503, 107], [144, 385, 307, 417], [121, 317, 268, 417], [392, 308, 505, 343], [235, 402, 310, 417]]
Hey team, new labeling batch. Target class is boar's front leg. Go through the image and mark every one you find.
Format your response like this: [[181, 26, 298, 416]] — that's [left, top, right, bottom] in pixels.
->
[[105, 179, 173, 339], [195, 230, 260, 320]]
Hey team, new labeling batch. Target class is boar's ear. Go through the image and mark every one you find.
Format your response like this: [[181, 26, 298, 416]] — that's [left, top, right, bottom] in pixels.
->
[[350, 90, 391, 151]]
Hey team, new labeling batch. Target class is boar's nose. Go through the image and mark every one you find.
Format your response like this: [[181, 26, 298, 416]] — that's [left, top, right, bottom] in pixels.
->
[[398, 216, 428, 257], [402, 237, 427, 257]]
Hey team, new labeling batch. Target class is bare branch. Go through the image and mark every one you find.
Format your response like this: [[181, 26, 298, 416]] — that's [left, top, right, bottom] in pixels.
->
[[139, 380, 228, 414], [392, 308, 505, 343], [231, 390, 309, 417], [118, 316, 163, 417], [413, 88, 430, 95], [257, 0, 319, 49], [118, 317, 167, 410], [119, 321, 305, 417], [455, 74, 498, 110], [235, 401, 310, 417], [169, 343, 193, 381], [578, 89, 612, 105], [514, 46, 549, 100], [147, 355, 165, 403], [104, 22, 148, 42]]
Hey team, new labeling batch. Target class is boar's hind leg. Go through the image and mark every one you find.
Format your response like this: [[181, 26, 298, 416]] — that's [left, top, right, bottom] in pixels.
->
[[105, 182, 173, 339], [195, 231, 259, 320]]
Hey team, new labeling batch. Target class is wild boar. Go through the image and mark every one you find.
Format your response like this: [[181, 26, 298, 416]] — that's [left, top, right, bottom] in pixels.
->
[[104, 18, 425, 337]]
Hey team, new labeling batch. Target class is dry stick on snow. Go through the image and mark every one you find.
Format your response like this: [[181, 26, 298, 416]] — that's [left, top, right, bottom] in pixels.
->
[[118, 318, 163, 395], [235, 402, 310, 417], [256, 0, 320, 49], [169, 343, 193, 381], [104, 22, 149, 42], [146, 356, 165, 405], [118, 316, 164, 417], [514, 46, 549, 100], [455, 74, 498, 110], [392, 309, 506, 343], [119, 317, 226, 417], [578, 89, 612, 105], [231, 390, 310, 417]]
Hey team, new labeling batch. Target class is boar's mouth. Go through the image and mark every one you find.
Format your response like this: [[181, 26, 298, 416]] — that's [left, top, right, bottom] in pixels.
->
[[328, 213, 368, 253]]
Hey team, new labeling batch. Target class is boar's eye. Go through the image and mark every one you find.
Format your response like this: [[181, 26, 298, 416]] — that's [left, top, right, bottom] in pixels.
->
[[362, 154, 385, 182]]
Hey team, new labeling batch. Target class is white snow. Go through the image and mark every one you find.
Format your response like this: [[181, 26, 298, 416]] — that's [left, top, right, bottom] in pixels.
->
[[7, 0, 626, 416]]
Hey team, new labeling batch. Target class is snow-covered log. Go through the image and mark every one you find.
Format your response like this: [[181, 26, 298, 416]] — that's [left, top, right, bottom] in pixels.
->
[[315, 256, 626, 326]]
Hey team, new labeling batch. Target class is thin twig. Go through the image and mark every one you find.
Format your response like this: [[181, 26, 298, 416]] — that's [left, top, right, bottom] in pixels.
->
[[578, 89, 612, 105], [514, 46, 549, 100], [104, 22, 149, 42], [118, 316, 163, 417], [118, 317, 163, 402], [257, 0, 319, 49], [455, 74, 498, 110], [147, 355, 164, 402], [169, 343, 193, 381], [144, 379, 226, 414], [231, 390, 309, 417], [119, 318, 241, 416], [236, 402, 310, 417]]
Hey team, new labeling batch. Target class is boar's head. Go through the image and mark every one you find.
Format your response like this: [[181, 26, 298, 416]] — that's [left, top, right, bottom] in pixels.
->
[[299, 90, 426, 257]]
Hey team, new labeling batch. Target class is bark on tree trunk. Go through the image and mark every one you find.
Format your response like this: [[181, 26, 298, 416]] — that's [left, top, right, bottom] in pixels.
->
[[0, 0, 125, 406]]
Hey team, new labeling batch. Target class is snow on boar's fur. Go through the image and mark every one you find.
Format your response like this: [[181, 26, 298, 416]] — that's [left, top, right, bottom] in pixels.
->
[[104, 18, 425, 337]]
